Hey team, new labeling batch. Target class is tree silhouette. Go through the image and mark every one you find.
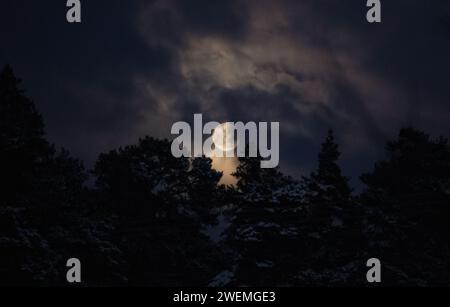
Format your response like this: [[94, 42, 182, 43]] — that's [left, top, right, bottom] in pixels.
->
[[0, 65, 50, 206], [219, 152, 302, 286], [360, 127, 450, 285], [0, 65, 124, 285], [93, 137, 222, 285], [297, 129, 364, 285], [303, 129, 351, 205]]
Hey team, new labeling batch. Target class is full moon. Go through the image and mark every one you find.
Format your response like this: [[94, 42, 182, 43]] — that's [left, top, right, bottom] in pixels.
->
[[212, 122, 237, 153]]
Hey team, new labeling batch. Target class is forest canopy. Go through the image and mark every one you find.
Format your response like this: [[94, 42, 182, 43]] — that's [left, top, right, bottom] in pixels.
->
[[1, 65, 450, 286]]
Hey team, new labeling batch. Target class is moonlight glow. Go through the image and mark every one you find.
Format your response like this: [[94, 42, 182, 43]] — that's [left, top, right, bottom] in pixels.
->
[[212, 122, 237, 153]]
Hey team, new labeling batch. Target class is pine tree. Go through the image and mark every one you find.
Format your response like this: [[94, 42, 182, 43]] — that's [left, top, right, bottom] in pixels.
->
[[188, 156, 224, 225], [360, 127, 450, 285], [297, 129, 363, 286], [0, 66, 124, 285], [0, 65, 50, 206], [93, 137, 220, 286], [219, 152, 302, 286], [304, 129, 351, 205]]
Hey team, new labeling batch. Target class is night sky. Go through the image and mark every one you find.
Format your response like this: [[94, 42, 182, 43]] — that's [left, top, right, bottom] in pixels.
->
[[1, 0, 450, 187]]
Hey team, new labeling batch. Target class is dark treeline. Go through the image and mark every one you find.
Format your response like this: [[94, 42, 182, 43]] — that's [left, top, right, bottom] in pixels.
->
[[1, 65, 450, 286]]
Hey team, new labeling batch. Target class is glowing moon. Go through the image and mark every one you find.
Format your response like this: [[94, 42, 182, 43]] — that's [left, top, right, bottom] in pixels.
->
[[212, 122, 237, 153]]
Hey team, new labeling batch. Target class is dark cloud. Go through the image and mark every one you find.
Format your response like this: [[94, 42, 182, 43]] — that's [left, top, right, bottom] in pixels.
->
[[175, 0, 248, 39], [1, 0, 450, 184]]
